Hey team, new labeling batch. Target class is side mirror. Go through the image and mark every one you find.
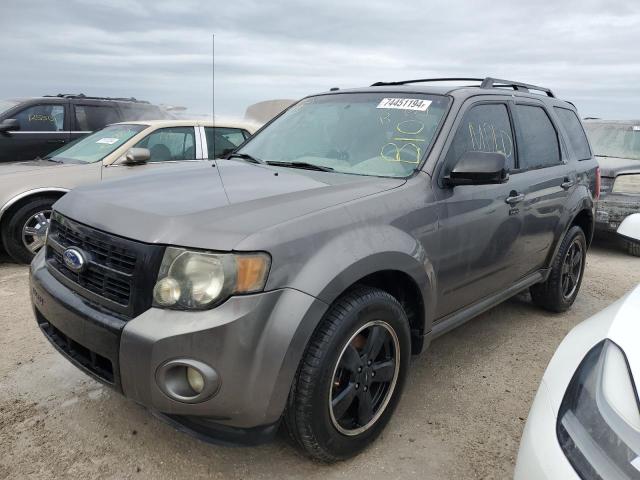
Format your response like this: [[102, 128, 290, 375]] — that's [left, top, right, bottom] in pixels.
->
[[123, 147, 150, 165], [446, 151, 509, 186], [618, 213, 640, 243], [0, 118, 20, 134]]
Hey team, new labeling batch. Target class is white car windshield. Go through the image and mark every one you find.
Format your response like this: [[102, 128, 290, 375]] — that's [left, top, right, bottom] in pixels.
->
[[239, 92, 451, 178], [48, 124, 147, 163]]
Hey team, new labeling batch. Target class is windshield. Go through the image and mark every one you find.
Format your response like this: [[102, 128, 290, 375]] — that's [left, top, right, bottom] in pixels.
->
[[239, 92, 450, 178], [584, 122, 640, 160], [48, 124, 147, 163], [0, 99, 19, 116]]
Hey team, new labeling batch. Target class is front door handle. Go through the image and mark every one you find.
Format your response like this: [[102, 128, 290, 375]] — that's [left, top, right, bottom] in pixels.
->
[[505, 192, 525, 205], [561, 179, 575, 190]]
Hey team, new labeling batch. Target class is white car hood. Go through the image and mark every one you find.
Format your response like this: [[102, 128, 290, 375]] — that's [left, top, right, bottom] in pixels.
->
[[542, 285, 640, 412]]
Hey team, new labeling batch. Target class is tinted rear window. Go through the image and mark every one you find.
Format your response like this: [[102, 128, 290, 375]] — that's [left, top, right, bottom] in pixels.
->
[[554, 107, 591, 160], [75, 105, 120, 131], [514, 105, 561, 169]]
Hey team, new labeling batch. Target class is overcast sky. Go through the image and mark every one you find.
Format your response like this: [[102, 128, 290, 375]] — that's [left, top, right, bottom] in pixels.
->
[[1, 0, 639, 119]]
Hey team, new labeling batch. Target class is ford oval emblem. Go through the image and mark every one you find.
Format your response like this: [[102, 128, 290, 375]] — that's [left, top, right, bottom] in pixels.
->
[[62, 247, 87, 273]]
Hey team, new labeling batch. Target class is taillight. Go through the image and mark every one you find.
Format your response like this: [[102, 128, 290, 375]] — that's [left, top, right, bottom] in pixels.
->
[[595, 166, 601, 200]]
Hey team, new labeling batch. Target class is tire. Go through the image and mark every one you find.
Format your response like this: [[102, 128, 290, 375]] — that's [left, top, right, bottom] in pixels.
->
[[285, 286, 411, 462], [530, 225, 587, 313], [1, 197, 55, 264], [625, 241, 640, 257]]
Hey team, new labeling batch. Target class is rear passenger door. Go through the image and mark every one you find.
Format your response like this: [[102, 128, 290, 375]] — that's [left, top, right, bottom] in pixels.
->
[[510, 101, 572, 277], [203, 127, 250, 158], [71, 103, 121, 142]]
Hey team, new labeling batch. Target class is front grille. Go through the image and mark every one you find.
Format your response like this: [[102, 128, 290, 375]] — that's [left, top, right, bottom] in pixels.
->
[[45, 212, 164, 318], [38, 316, 114, 384]]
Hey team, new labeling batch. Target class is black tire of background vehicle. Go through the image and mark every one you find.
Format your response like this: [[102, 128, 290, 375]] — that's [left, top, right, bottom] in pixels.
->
[[625, 240, 640, 257], [530, 225, 587, 313], [284, 286, 411, 462], [1, 197, 56, 264]]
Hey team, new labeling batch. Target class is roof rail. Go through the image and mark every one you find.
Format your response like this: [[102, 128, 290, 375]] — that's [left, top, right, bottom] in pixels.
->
[[370, 76, 555, 98], [371, 78, 485, 87], [43, 93, 151, 104], [480, 78, 555, 97]]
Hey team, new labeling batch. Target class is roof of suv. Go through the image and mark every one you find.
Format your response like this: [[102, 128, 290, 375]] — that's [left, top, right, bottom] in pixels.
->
[[316, 77, 575, 107]]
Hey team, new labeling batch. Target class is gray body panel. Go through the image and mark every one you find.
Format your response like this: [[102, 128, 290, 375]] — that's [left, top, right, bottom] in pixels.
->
[[30, 83, 598, 439]]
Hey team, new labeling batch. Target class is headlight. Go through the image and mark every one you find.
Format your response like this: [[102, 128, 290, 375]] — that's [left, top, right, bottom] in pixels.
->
[[152, 247, 270, 310], [613, 174, 640, 194], [557, 340, 640, 479]]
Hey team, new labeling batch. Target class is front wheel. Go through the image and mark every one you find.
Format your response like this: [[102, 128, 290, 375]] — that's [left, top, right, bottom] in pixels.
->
[[285, 286, 411, 462], [1, 197, 55, 264], [530, 225, 587, 312]]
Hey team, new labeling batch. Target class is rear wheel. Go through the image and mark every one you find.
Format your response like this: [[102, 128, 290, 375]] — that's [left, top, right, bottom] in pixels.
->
[[1, 197, 55, 264], [530, 225, 587, 312], [625, 240, 640, 257], [285, 286, 411, 462]]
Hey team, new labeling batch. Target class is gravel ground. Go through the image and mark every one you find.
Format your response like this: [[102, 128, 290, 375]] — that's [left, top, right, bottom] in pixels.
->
[[1, 236, 638, 480]]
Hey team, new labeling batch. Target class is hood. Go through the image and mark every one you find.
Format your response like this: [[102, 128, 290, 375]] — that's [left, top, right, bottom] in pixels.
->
[[596, 156, 640, 178], [0, 159, 65, 174], [55, 160, 405, 250]]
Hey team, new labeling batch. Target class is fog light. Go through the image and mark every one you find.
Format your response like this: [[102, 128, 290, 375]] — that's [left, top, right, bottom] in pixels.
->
[[187, 367, 205, 394], [153, 277, 181, 306]]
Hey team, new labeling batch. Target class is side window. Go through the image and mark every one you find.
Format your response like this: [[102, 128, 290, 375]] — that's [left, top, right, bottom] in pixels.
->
[[514, 105, 561, 169], [75, 105, 120, 131], [135, 127, 196, 162], [205, 127, 248, 159], [553, 107, 591, 160], [14, 104, 65, 131], [444, 103, 515, 174]]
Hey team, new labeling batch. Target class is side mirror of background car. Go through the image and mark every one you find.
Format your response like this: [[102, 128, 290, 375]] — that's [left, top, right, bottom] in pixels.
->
[[617, 213, 640, 244], [0, 118, 20, 134], [445, 151, 509, 186], [123, 148, 151, 165]]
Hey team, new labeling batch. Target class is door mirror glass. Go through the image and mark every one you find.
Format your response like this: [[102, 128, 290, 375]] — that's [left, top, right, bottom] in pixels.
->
[[123, 147, 150, 165], [0, 118, 20, 133], [447, 151, 509, 186]]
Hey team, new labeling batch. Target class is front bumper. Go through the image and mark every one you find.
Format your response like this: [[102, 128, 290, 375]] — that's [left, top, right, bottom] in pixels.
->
[[30, 250, 327, 444], [595, 193, 640, 233], [514, 381, 579, 479]]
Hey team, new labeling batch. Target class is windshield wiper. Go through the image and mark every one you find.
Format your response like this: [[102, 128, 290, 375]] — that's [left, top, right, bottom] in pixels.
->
[[225, 152, 265, 164], [265, 161, 334, 172]]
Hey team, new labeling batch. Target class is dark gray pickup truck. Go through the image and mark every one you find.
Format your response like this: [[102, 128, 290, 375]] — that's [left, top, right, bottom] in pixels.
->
[[29, 78, 599, 461]]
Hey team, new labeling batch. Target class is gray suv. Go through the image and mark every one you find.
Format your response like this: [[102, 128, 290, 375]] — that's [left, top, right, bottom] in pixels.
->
[[30, 78, 599, 461]]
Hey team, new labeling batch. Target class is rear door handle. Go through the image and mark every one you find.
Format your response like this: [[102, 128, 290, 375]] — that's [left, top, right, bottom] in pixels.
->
[[505, 193, 525, 205], [561, 179, 575, 190]]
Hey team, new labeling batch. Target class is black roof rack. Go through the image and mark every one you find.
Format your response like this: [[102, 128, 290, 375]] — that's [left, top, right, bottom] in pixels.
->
[[370, 77, 555, 98], [43, 93, 150, 104]]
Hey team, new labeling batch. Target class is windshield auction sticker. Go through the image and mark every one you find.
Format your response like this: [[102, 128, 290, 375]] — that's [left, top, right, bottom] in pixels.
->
[[96, 137, 119, 145], [376, 98, 432, 111]]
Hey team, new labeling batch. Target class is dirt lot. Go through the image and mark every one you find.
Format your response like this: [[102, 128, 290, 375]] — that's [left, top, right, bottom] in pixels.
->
[[1, 237, 638, 480]]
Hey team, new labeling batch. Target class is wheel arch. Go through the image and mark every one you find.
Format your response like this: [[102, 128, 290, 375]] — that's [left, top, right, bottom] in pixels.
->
[[0, 188, 68, 247]]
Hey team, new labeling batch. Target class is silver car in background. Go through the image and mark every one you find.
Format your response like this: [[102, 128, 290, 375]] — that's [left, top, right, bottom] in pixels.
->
[[0, 119, 258, 263]]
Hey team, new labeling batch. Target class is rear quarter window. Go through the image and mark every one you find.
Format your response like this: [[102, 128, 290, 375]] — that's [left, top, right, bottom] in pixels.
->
[[75, 105, 121, 131], [554, 107, 591, 160]]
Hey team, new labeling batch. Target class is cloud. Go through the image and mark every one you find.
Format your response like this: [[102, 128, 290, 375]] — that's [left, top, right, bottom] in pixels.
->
[[0, 0, 639, 119]]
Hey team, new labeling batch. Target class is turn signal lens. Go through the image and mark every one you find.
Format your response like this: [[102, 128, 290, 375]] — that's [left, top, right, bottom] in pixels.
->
[[235, 255, 270, 293]]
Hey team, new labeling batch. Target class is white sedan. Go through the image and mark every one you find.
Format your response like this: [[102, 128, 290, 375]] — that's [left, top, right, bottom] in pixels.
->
[[515, 216, 640, 479]]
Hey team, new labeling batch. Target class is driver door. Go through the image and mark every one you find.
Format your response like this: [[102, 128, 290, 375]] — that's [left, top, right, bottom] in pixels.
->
[[102, 126, 204, 180]]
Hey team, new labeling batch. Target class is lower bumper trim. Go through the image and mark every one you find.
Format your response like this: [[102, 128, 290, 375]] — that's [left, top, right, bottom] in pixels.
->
[[152, 411, 280, 447]]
